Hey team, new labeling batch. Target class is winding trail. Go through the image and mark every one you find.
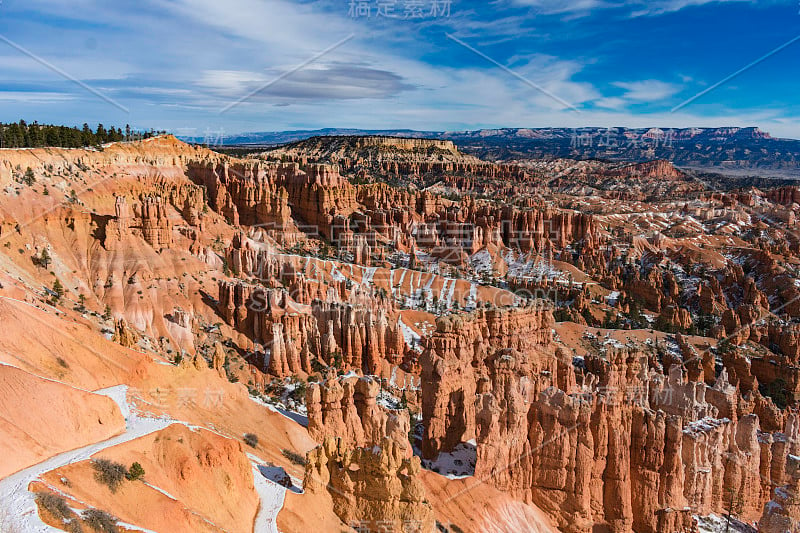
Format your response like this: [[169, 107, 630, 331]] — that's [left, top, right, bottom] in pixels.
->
[[0, 383, 291, 533], [0, 385, 172, 532]]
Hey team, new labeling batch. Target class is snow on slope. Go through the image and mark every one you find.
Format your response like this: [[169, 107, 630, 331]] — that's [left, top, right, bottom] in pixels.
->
[[252, 464, 287, 533]]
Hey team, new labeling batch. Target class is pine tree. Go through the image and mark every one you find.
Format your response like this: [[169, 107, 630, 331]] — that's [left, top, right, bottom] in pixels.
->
[[39, 248, 51, 269], [81, 123, 94, 146], [22, 167, 35, 186], [126, 462, 145, 481], [19, 120, 30, 147], [51, 279, 64, 303]]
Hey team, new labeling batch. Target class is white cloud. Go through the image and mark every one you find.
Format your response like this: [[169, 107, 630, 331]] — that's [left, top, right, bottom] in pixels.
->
[[506, 0, 611, 15], [0, 91, 73, 104], [595, 97, 627, 109], [612, 80, 682, 102]]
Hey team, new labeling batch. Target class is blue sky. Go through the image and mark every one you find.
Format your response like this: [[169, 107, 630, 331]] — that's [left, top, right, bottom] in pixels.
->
[[0, 0, 799, 138]]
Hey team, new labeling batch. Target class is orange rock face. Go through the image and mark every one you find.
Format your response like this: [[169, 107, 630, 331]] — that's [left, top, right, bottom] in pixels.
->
[[0, 365, 125, 478], [304, 436, 435, 532], [306, 373, 411, 454], [421, 311, 800, 533], [421, 305, 554, 458]]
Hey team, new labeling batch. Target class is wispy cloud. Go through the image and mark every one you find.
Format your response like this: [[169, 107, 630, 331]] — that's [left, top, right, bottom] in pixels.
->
[[0, 91, 73, 104], [613, 80, 682, 101], [198, 64, 414, 102]]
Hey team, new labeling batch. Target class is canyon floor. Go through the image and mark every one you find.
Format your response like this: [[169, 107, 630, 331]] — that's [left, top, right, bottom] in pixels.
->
[[0, 134, 799, 532]]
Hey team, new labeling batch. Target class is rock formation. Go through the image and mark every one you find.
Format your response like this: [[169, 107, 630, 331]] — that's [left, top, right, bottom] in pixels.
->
[[306, 373, 411, 454], [304, 437, 435, 532]]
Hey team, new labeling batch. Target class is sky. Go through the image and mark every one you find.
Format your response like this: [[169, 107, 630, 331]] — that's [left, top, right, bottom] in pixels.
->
[[0, 0, 799, 138]]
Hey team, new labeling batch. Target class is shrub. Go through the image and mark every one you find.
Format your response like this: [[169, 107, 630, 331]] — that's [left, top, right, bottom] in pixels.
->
[[243, 433, 259, 448], [281, 448, 307, 466], [35, 492, 74, 522], [125, 462, 145, 481], [92, 459, 128, 493], [82, 509, 118, 533]]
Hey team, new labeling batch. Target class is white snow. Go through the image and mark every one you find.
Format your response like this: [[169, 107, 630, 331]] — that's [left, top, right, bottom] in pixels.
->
[[683, 417, 731, 437], [250, 394, 309, 427], [469, 249, 493, 274], [115, 522, 160, 533], [441, 278, 457, 308], [419, 441, 477, 479], [398, 317, 423, 353], [376, 388, 403, 410], [602, 336, 625, 349], [361, 266, 377, 286], [251, 463, 287, 533], [465, 283, 478, 311], [142, 481, 179, 501], [694, 513, 756, 533], [0, 383, 297, 533], [329, 262, 346, 282]]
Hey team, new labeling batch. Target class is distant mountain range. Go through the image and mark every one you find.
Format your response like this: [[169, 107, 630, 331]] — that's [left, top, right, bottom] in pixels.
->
[[178, 127, 800, 177]]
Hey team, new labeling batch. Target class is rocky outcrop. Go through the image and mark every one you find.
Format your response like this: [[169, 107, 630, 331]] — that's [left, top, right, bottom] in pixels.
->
[[103, 194, 173, 251], [766, 186, 800, 206], [211, 341, 226, 378], [187, 160, 358, 239], [104, 196, 133, 249], [421, 305, 554, 459], [420, 316, 800, 533], [306, 373, 411, 453], [217, 279, 407, 378], [304, 437, 435, 532], [112, 317, 138, 348], [658, 304, 693, 331], [139, 195, 172, 250]]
